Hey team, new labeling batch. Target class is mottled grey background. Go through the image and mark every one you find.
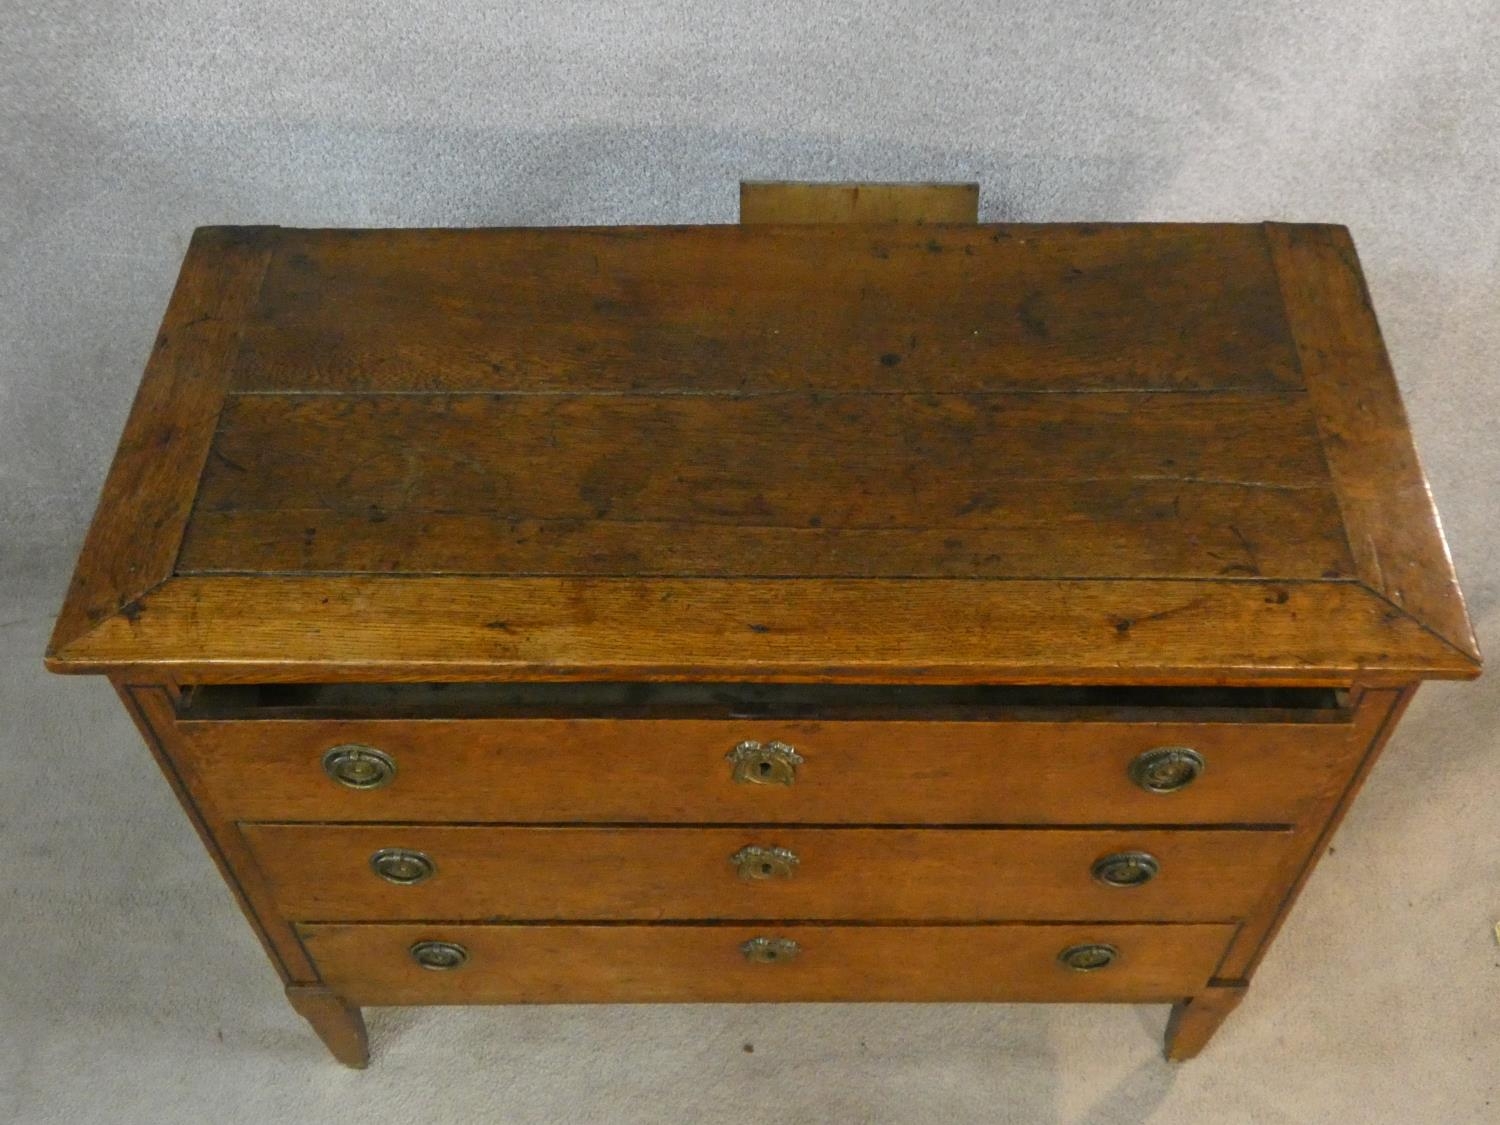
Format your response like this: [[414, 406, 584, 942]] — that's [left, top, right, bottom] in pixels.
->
[[3, 2, 1497, 1122]]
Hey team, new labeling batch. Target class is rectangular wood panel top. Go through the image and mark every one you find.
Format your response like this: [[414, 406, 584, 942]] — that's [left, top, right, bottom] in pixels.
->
[[234, 224, 1302, 394], [48, 223, 1479, 683], [178, 390, 1351, 580]]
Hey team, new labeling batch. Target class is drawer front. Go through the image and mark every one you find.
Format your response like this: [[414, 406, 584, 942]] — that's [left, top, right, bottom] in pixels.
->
[[298, 921, 1238, 1005], [245, 824, 1296, 922], [181, 715, 1367, 825]]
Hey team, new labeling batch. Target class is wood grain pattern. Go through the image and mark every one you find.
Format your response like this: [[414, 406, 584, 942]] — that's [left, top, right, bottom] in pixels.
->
[[1266, 223, 1480, 666], [47, 573, 1480, 683], [297, 921, 1237, 1006], [44, 221, 1482, 1066], [174, 713, 1364, 826], [245, 824, 1297, 922], [739, 181, 980, 224], [229, 225, 1303, 394], [178, 390, 1350, 580], [47, 223, 1477, 682], [47, 227, 272, 656]]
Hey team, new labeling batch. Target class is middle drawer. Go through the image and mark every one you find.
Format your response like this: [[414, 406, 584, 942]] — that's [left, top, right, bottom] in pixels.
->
[[243, 824, 1296, 922]]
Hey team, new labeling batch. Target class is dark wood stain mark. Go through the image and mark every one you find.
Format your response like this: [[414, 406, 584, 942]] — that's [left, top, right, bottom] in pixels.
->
[[1112, 598, 1209, 637], [1228, 524, 1263, 576], [956, 491, 1001, 516], [1017, 292, 1049, 339], [211, 448, 248, 474]]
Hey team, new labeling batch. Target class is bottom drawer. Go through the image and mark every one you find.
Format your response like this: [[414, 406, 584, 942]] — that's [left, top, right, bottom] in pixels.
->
[[297, 922, 1236, 1006]]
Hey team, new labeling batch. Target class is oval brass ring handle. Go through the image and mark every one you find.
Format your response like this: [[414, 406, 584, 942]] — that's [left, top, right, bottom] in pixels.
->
[[1092, 851, 1160, 888], [1058, 942, 1119, 972], [741, 936, 800, 964], [726, 740, 803, 786], [322, 744, 396, 790], [1129, 746, 1206, 793], [410, 940, 468, 971], [730, 845, 799, 881], [370, 848, 435, 885]]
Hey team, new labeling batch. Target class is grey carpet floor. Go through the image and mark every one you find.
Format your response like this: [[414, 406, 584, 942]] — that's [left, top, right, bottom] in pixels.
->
[[3, 2, 1497, 1121]]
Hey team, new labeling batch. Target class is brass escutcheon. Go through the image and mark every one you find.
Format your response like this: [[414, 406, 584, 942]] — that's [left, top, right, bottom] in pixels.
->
[[741, 936, 800, 964], [726, 740, 803, 786], [730, 844, 799, 881]]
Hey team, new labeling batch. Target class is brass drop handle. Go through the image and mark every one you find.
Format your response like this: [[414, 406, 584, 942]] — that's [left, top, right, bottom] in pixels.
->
[[741, 936, 800, 964], [322, 744, 396, 789], [410, 940, 468, 970], [730, 845, 799, 881], [1129, 746, 1205, 793], [370, 848, 435, 885], [726, 740, 803, 786], [1092, 851, 1160, 887], [1058, 942, 1119, 972]]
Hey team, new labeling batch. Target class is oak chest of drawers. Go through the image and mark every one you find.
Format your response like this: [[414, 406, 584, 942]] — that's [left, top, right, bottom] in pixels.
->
[[47, 195, 1479, 1067]]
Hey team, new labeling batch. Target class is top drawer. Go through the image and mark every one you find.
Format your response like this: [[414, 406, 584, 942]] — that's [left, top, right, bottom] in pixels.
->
[[165, 683, 1387, 826]]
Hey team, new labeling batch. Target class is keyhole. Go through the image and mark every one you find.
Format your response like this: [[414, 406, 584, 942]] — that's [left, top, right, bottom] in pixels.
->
[[760, 862, 773, 875], [758, 760, 773, 776]]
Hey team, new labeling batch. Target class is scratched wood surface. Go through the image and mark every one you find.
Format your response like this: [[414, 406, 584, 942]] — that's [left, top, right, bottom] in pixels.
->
[[1266, 224, 1479, 662], [49, 228, 272, 647], [178, 389, 1351, 580], [230, 225, 1303, 394], [47, 222, 1478, 682], [50, 574, 1478, 683]]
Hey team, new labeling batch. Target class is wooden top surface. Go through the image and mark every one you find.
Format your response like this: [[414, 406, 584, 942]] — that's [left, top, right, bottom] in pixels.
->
[[47, 222, 1478, 684]]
